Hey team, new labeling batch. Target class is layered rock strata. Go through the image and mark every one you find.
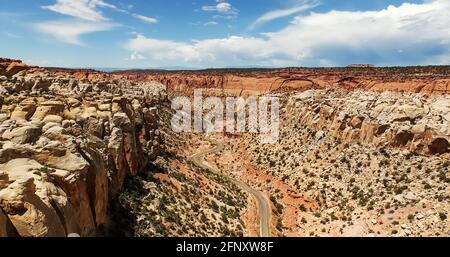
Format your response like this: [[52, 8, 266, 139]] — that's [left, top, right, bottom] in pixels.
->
[[0, 61, 166, 236]]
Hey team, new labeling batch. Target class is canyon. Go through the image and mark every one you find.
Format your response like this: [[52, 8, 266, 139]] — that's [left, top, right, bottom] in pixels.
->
[[0, 58, 449, 237]]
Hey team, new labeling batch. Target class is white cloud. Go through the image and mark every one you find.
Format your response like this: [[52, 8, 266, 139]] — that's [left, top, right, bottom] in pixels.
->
[[216, 2, 232, 13], [43, 0, 158, 26], [42, 0, 117, 22], [202, 3, 230, 13], [125, 35, 202, 62], [39, 1, 117, 45], [202, 1, 237, 14], [204, 21, 218, 26], [36, 20, 116, 45], [132, 14, 158, 24], [39, 0, 158, 45], [249, 0, 320, 30], [126, 0, 450, 67], [130, 51, 146, 60]]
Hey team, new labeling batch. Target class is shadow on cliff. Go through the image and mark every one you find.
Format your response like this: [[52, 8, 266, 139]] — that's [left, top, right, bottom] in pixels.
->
[[104, 162, 167, 237]]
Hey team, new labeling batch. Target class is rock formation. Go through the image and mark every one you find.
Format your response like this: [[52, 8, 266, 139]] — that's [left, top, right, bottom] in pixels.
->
[[0, 59, 166, 236], [1, 58, 448, 237], [112, 66, 450, 95], [286, 89, 450, 156]]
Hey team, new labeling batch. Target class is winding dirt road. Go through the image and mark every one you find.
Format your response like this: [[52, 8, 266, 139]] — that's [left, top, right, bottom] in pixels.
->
[[191, 140, 271, 237]]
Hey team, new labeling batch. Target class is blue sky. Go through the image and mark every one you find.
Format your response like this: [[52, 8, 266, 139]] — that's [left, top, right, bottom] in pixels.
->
[[0, 0, 448, 68]]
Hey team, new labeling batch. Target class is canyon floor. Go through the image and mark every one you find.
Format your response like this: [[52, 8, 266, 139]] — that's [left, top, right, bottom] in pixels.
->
[[0, 58, 449, 237]]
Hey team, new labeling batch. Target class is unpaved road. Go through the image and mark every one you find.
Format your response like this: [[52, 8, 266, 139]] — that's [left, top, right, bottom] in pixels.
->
[[192, 140, 270, 237]]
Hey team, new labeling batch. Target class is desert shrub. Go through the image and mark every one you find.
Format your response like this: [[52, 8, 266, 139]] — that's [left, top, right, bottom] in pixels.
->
[[276, 218, 283, 231], [394, 185, 408, 195], [299, 205, 307, 212]]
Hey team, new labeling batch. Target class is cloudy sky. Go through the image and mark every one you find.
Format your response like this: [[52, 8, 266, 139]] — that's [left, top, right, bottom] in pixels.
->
[[0, 0, 449, 68]]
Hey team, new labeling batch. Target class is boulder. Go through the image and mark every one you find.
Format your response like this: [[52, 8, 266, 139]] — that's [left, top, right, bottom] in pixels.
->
[[2, 125, 42, 144], [32, 101, 65, 121], [10, 99, 37, 121], [42, 122, 61, 133], [42, 115, 63, 124]]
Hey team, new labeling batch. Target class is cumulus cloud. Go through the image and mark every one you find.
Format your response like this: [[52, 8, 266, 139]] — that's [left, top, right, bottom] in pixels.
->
[[130, 51, 146, 60], [126, 35, 203, 62], [42, 0, 116, 21], [249, 0, 320, 30], [126, 0, 450, 67], [36, 20, 116, 45]]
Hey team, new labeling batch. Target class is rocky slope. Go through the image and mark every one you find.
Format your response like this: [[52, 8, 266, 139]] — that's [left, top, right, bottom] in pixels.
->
[[221, 88, 449, 236], [0, 59, 166, 236]]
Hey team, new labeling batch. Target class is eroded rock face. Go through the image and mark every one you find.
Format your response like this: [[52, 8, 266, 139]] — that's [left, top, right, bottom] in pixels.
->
[[0, 159, 70, 237], [0, 65, 166, 237], [287, 89, 450, 156], [114, 66, 450, 95]]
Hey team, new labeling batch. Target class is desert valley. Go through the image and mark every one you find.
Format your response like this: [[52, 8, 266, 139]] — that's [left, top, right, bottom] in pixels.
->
[[0, 58, 449, 237]]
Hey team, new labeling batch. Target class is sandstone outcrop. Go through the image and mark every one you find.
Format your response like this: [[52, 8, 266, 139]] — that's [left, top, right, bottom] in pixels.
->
[[287, 89, 450, 156], [0, 61, 166, 237]]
